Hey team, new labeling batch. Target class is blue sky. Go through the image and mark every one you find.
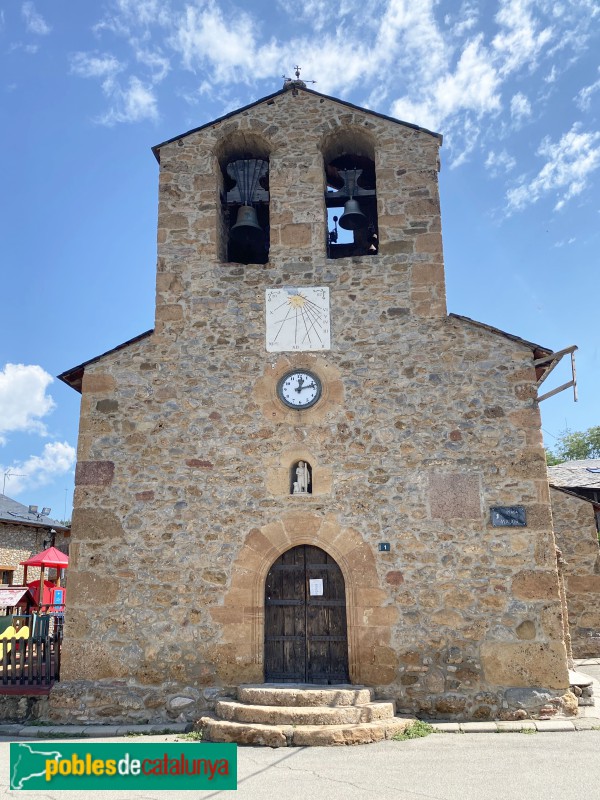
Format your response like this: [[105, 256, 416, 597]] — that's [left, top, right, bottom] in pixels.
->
[[1, 0, 599, 519]]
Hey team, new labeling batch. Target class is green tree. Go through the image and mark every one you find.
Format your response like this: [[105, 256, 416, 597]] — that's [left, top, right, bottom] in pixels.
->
[[545, 450, 562, 466], [546, 426, 600, 464]]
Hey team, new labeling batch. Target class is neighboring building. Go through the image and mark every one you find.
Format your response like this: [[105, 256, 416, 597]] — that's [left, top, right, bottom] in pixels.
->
[[55, 83, 574, 726], [0, 495, 70, 586], [549, 460, 600, 658], [549, 459, 600, 530]]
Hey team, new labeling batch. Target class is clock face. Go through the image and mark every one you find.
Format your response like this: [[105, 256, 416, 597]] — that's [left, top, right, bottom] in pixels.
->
[[277, 370, 322, 409], [266, 287, 330, 352]]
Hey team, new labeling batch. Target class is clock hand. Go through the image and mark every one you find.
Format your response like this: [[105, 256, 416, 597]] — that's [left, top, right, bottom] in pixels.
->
[[297, 382, 316, 392], [295, 376, 305, 393]]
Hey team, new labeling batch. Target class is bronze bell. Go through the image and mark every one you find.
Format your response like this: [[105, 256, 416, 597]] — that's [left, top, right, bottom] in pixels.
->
[[230, 205, 264, 245], [338, 198, 368, 231]]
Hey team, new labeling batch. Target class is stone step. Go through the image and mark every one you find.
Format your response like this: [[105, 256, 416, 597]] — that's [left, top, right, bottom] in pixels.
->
[[237, 684, 374, 707], [199, 714, 415, 747], [569, 669, 593, 687], [215, 699, 395, 726]]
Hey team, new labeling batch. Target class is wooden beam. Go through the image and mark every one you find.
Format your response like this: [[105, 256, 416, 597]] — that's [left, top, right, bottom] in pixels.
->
[[537, 380, 576, 403], [534, 344, 577, 366]]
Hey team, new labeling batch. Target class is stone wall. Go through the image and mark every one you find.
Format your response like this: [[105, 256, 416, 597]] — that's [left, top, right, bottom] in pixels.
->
[[53, 87, 571, 724], [0, 524, 70, 588], [551, 487, 600, 657], [0, 524, 46, 586], [0, 695, 47, 723]]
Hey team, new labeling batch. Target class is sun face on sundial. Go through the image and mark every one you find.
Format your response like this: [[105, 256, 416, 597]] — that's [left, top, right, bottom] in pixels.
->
[[265, 287, 331, 352]]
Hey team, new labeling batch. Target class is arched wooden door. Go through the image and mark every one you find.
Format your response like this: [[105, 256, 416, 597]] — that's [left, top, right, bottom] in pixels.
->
[[264, 545, 349, 684]]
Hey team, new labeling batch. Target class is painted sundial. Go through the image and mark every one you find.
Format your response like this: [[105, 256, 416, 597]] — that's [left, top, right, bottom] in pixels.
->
[[265, 287, 330, 352]]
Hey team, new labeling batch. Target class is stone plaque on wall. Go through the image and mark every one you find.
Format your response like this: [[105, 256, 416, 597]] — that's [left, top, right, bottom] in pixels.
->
[[429, 473, 482, 520], [490, 506, 527, 527]]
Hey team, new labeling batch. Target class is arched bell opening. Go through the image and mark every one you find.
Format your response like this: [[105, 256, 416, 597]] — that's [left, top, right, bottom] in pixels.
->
[[323, 130, 378, 260], [217, 133, 271, 264], [290, 460, 313, 495], [264, 545, 349, 684]]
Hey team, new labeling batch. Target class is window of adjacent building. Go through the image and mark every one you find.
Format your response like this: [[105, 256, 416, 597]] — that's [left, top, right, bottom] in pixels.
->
[[0, 568, 14, 585]]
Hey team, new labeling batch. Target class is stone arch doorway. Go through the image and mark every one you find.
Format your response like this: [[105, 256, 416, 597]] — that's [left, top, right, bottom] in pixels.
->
[[264, 544, 349, 684]]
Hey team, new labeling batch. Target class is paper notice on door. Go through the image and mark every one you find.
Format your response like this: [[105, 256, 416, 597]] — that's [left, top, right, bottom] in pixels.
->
[[309, 578, 323, 596]]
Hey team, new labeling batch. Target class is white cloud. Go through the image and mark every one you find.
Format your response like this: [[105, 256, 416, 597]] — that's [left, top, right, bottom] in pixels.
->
[[8, 41, 39, 55], [0, 364, 55, 442], [134, 48, 170, 82], [376, 0, 449, 79], [170, 3, 281, 84], [544, 0, 600, 58], [166, 0, 447, 97], [391, 33, 501, 135], [576, 69, 600, 111], [448, 117, 484, 169], [506, 124, 600, 212], [70, 52, 157, 125], [445, 1, 479, 37], [492, 0, 553, 76], [1, 442, 76, 497], [485, 149, 517, 176], [276, 0, 330, 33], [70, 52, 123, 80], [81, 0, 599, 166], [21, 2, 51, 35], [384, 0, 564, 161], [98, 76, 159, 125], [94, 0, 173, 36], [510, 92, 531, 120], [115, 0, 171, 27], [438, 35, 501, 119], [70, 52, 124, 94]]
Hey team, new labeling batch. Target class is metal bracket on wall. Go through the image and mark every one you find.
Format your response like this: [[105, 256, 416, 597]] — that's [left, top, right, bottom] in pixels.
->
[[535, 345, 578, 403]]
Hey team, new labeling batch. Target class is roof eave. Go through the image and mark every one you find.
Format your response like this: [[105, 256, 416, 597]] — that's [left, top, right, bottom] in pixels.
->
[[549, 485, 600, 505], [0, 517, 69, 532], [449, 313, 552, 355], [58, 329, 154, 394]]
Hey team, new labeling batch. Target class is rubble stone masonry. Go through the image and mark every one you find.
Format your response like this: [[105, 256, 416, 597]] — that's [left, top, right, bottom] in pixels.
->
[[0, 524, 46, 586], [551, 487, 600, 658], [51, 88, 572, 725]]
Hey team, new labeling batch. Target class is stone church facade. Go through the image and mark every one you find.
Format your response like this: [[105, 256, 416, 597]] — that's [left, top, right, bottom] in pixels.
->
[[55, 84, 573, 724]]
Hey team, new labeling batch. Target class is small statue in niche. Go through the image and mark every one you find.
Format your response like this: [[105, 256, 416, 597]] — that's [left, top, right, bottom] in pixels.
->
[[292, 461, 311, 494]]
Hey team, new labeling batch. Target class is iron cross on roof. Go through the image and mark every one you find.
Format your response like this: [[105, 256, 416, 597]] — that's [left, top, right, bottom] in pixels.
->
[[282, 66, 316, 93]]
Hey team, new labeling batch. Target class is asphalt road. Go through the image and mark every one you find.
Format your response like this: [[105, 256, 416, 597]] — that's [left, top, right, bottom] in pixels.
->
[[0, 730, 599, 800]]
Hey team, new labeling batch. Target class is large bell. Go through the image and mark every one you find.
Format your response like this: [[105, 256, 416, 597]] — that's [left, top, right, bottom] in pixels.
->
[[230, 205, 264, 245], [338, 198, 368, 231]]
